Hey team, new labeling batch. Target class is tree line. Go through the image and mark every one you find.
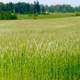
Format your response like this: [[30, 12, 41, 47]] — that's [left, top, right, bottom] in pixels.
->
[[0, 1, 80, 14], [0, 1, 80, 20]]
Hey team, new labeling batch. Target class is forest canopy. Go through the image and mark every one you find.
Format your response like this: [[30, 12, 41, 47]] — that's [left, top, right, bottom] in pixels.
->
[[0, 1, 80, 14]]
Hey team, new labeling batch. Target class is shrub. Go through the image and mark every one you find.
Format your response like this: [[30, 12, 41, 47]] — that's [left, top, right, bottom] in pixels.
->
[[0, 12, 17, 20], [75, 13, 80, 16]]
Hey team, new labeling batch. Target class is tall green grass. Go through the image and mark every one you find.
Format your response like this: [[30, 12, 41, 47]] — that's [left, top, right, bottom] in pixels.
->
[[0, 17, 80, 80], [18, 13, 78, 20]]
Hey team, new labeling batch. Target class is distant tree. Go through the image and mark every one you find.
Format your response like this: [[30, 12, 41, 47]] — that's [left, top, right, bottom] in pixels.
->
[[48, 5, 55, 12], [45, 5, 49, 13], [6, 2, 14, 13], [33, 0, 41, 14], [0, 2, 80, 14], [0, 2, 5, 12], [40, 5, 46, 14], [75, 6, 80, 12], [49, 5, 75, 13], [29, 4, 34, 14]]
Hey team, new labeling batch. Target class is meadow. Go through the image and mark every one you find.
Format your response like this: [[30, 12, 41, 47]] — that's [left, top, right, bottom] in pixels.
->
[[18, 13, 78, 20], [0, 17, 80, 80]]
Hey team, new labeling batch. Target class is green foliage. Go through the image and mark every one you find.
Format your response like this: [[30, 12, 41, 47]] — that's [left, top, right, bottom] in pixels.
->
[[0, 12, 17, 20], [33, 1, 41, 14], [0, 2, 80, 14], [75, 12, 80, 16]]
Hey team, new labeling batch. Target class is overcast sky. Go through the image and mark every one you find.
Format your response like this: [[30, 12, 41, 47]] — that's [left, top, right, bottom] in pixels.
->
[[0, 0, 80, 6]]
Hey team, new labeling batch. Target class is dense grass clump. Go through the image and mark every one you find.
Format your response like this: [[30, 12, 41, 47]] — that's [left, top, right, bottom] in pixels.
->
[[0, 17, 80, 80]]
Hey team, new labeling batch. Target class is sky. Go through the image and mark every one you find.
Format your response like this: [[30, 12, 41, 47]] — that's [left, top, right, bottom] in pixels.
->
[[0, 0, 80, 6]]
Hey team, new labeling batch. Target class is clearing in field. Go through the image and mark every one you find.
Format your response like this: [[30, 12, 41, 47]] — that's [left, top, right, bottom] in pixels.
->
[[0, 17, 80, 80]]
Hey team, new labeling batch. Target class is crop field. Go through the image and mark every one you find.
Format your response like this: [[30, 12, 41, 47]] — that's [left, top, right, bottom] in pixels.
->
[[0, 17, 80, 80]]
